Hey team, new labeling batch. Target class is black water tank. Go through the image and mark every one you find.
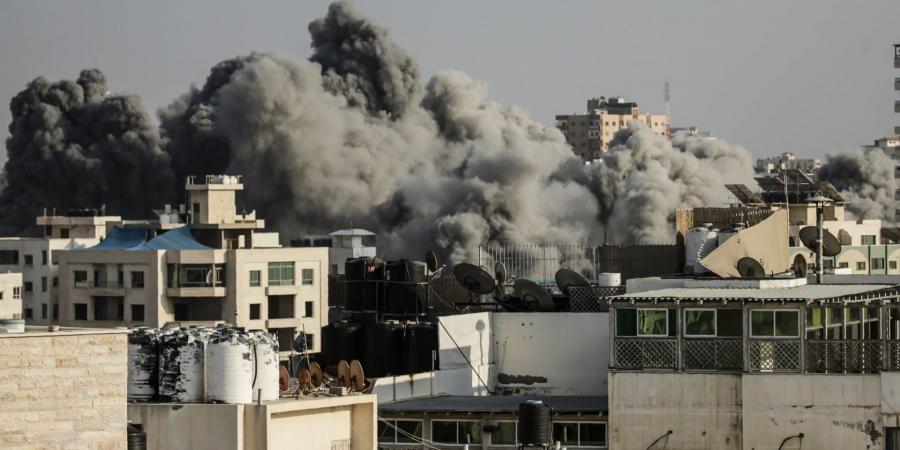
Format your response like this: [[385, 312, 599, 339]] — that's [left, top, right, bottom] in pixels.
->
[[385, 260, 428, 315], [127, 424, 147, 450], [321, 321, 363, 367], [363, 321, 405, 377], [518, 400, 552, 446], [344, 257, 385, 311], [404, 322, 438, 373]]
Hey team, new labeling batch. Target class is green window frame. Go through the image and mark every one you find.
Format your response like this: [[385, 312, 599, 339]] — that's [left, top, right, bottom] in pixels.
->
[[862, 235, 876, 245], [873, 258, 885, 270], [268, 262, 295, 286], [750, 309, 799, 338], [249, 270, 261, 287], [301, 268, 314, 285]]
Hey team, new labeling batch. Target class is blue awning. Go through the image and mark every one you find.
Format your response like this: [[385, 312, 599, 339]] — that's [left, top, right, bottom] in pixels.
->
[[88, 227, 148, 250], [143, 226, 212, 250], [85, 226, 211, 251]]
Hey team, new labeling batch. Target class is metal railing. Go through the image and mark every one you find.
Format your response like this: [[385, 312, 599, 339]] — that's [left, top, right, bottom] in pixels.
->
[[806, 340, 882, 373], [614, 338, 678, 370], [748, 340, 801, 372], [682, 338, 743, 371]]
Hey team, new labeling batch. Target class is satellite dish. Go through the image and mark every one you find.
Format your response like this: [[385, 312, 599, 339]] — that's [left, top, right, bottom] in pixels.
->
[[453, 263, 496, 295], [279, 365, 290, 391], [425, 250, 439, 273], [298, 368, 311, 388], [514, 279, 555, 312], [309, 362, 323, 388], [555, 269, 591, 296], [792, 254, 808, 278], [337, 360, 351, 388], [494, 261, 508, 284], [799, 226, 842, 257], [736, 257, 766, 278], [349, 360, 366, 392]]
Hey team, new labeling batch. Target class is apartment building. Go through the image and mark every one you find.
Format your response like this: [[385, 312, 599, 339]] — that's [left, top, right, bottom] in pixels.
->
[[0, 212, 120, 324], [56, 175, 329, 356], [294, 228, 377, 275], [555, 96, 669, 160], [0, 273, 23, 320], [754, 152, 821, 175]]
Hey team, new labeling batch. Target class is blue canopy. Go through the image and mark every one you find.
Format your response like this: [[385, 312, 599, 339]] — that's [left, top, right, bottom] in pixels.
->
[[86, 226, 211, 251]]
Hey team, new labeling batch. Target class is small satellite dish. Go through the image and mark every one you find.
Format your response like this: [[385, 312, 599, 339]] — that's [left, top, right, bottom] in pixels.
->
[[736, 257, 766, 278], [792, 254, 808, 278], [453, 263, 496, 295], [425, 250, 439, 273], [494, 261, 508, 284], [279, 365, 290, 391], [337, 360, 351, 388], [309, 362, 323, 388], [555, 269, 591, 296], [349, 360, 366, 392], [298, 367, 311, 388], [799, 226, 842, 257], [514, 279, 555, 312]]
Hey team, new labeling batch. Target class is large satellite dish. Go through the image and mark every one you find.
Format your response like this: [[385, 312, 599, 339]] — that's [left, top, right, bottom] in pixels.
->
[[309, 362, 323, 388], [799, 226, 842, 257], [555, 269, 591, 296], [736, 257, 766, 278], [349, 360, 366, 392], [337, 360, 351, 388], [453, 263, 496, 295], [513, 279, 554, 312]]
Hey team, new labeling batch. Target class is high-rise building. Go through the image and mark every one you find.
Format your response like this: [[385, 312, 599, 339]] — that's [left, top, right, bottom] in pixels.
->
[[895, 44, 900, 134], [555, 96, 669, 160], [754, 152, 821, 175]]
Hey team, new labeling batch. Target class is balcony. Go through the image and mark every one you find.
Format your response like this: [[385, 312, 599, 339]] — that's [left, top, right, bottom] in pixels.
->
[[166, 287, 226, 297]]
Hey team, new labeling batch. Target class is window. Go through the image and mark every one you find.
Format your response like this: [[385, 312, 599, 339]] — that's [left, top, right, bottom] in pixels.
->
[[74, 303, 87, 320], [23, 254, 33, 266], [431, 420, 482, 445], [304, 301, 314, 318], [13, 287, 20, 299], [41, 250, 47, 265], [131, 271, 144, 288], [74, 270, 89, 288], [52, 304, 58, 320], [250, 303, 261, 320], [684, 309, 716, 336], [168, 264, 226, 288], [824, 259, 834, 269], [131, 304, 145, 322], [41, 277, 47, 292], [751, 310, 799, 337], [268, 262, 295, 286], [301, 268, 314, 285], [873, 258, 885, 270], [637, 309, 668, 336], [60, 228, 69, 239], [268, 295, 294, 319], [52, 276, 58, 288], [249, 270, 261, 287], [552, 422, 607, 448], [492, 421, 517, 446], [24, 308, 33, 319], [862, 235, 876, 245], [24, 282, 32, 293], [0, 250, 18, 265], [378, 420, 423, 444], [41, 304, 47, 319], [839, 262, 849, 268], [857, 261, 867, 271], [892, 260, 898, 270], [93, 296, 124, 321]]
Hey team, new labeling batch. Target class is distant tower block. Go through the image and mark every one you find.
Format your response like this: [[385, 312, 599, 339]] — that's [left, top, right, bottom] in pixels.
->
[[895, 44, 900, 135]]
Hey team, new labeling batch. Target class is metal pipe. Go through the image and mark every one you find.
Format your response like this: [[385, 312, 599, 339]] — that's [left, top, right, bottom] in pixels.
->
[[778, 432, 804, 450], [816, 203, 824, 284]]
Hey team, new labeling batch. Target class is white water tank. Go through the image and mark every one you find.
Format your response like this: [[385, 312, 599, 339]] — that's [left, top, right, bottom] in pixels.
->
[[158, 328, 210, 403], [596, 272, 622, 287], [686, 225, 719, 273], [127, 328, 160, 402], [207, 328, 254, 404], [250, 331, 280, 402], [717, 223, 747, 246], [0, 319, 25, 333]]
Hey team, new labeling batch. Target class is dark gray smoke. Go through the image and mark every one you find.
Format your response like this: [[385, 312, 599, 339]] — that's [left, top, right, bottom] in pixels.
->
[[818, 147, 895, 221], [0, 69, 174, 233]]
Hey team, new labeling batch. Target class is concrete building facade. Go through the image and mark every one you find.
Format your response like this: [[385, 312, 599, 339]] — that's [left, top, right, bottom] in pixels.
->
[[754, 152, 821, 175], [55, 176, 329, 356], [0, 273, 23, 320], [0, 213, 120, 324], [0, 327, 128, 449], [555, 96, 669, 160]]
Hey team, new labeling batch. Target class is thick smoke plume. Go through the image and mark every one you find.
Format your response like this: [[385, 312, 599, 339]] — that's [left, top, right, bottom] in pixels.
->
[[818, 148, 895, 222], [1, 69, 174, 233], [4, 1, 758, 261]]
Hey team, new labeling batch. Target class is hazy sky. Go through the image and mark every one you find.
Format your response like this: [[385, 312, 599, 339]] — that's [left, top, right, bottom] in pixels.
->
[[1, 0, 898, 160]]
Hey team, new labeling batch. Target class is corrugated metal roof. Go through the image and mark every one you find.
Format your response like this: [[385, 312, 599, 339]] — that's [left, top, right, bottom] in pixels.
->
[[329, 229, 375, 236], [614, 284, 896, 302], [380, 395, 608, 414]]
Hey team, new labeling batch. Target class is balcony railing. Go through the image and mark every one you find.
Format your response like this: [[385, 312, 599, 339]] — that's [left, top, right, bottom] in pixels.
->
[[682, 338, 743, 371], [748, 340, 802, 372], [806, 340, 882, 373], [614, 338, 677, 370]]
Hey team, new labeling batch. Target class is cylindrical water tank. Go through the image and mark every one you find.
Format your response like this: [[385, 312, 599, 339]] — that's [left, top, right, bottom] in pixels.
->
[[404, 322, 438, 374], [717, 223, 746, 246], [249, 330, 280, 402], [321, 321, 363, 367], [128, 328, 160, 402], [207, 328, 254, 404], [127, 424, 147, 450], [158, 328, 209, 403], [0, 319, 25, 333], [385, 260, 429, 315], [518, 400, 551, 446], [686, 225, 719, 274], [364, 321, 404, 377], [596, 273, 621, 287]]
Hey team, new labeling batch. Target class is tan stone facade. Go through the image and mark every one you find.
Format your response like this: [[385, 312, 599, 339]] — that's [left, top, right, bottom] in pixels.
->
[[0, 328, 127, 449], [556, 96, 669, 160]]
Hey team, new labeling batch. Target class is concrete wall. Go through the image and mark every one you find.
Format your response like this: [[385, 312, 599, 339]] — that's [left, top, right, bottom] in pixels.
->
[[492, 312, 608, 395], [0, 272, 23, 319], [609, 373, 742, 450], [372, 365, 494, 402], [0, 329, 127, 449]]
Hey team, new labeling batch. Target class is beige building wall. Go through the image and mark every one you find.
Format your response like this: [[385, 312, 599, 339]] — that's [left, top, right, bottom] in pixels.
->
[[0, 273, 23, 319], [556, 110, 669, 160], [128, 395, 376, 450], [0, 328, 127, 449]]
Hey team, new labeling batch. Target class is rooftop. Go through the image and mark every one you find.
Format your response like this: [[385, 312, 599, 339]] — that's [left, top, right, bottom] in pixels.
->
[[614, 283, 896, 303], [329, 229, 375, 237], [0, 326, 126, 339], [380, 395, 608, 415]]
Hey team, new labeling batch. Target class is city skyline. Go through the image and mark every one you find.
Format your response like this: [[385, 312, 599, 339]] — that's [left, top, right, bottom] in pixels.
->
[[0, 0, 898, 162]]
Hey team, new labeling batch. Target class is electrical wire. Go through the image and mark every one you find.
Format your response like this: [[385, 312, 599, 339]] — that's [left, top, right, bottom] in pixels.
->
[[377, 417, 443, 450], [436, 318, 493, 395]]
